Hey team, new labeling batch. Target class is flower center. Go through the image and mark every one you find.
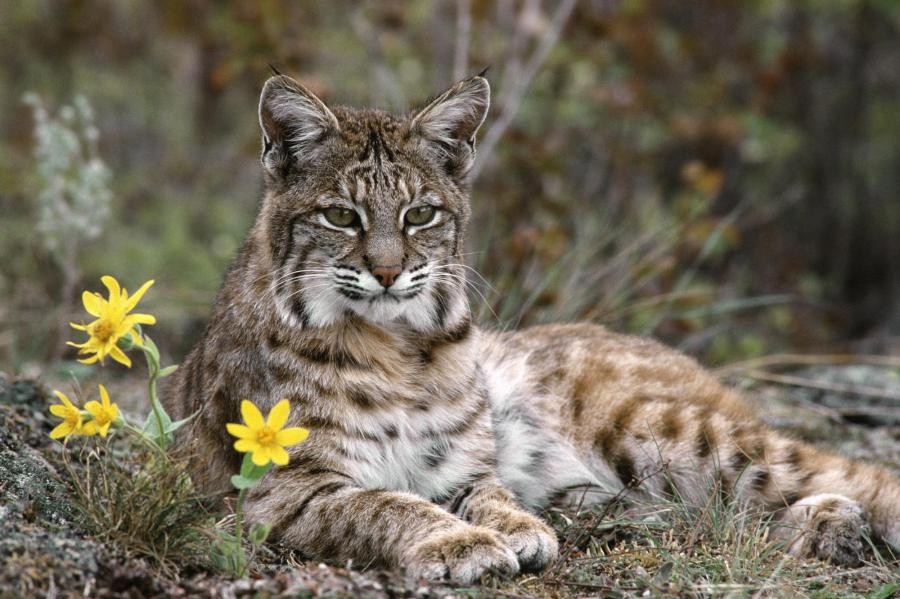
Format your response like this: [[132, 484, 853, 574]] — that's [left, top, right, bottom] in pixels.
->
[[95, 410, 111, 426], [90, 319, 117, 344], [257, 426, 277, 445], [66, 410, 80, 427]]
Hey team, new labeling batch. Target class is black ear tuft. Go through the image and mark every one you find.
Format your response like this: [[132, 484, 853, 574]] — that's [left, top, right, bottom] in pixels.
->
[[268, 63, 283, 76], [411, 76, 490, 184], [258, 75, 339, 179], [477, 66, 490, 78]]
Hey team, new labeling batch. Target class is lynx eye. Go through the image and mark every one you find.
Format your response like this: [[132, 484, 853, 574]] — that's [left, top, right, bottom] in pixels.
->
[[323, 207, 359, 228], [404, 205, 436, 227]]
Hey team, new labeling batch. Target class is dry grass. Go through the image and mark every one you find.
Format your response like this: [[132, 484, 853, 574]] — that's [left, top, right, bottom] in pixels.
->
[[471, 490, 899, 598], [60, 434, 214, 576]]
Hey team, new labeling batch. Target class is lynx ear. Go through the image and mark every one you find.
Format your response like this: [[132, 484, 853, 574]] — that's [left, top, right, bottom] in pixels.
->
[[258, 75, 339, 177], [411, 75, 490, 183]]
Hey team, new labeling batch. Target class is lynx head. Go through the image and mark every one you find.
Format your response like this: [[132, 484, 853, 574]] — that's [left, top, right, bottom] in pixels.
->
[[256, 74, 489, 332]]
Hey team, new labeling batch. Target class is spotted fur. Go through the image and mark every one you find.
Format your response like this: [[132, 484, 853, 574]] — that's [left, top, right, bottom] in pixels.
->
[[167, 74, 899, 583]]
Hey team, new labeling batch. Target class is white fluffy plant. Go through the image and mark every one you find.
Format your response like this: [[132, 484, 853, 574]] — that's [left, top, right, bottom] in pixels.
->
[[23, 93, 113, 355]]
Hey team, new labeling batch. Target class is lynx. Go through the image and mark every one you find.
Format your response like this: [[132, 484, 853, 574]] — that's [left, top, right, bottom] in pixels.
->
[[167, 73, 900, 583]]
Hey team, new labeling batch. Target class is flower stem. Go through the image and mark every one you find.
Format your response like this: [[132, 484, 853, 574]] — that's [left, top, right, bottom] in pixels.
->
[[141, 335, 169, 450], [148, 371, 167, 449], [234, 487, 248, 576]]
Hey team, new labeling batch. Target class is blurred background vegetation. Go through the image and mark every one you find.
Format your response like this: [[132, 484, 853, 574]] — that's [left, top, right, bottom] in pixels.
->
[[2, 0, 899, 375]]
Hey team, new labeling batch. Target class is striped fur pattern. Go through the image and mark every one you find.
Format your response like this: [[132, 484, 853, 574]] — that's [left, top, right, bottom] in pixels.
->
[[167, 74, 899, 582], [481, 324, 899, 567]]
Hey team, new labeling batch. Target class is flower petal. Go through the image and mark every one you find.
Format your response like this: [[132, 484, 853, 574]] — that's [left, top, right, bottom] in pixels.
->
[[84, 400, 101, 417], [109, 345, 132, 368], [276, 427, 309, 446], [81, 291, 104, 317], [240, 400, 264, 429], [123, 280, 155, 312], [226, 423, 255, 440], [99, 384, 110, 407], [266, 399, 291, 430], [250, 447, 271, 466], [69, 322, 88, 331], [50, 422, 73, 439], [123, 313, 156, 327], [82, 421, 98, 436], [78, 354, 101, 365], [54, 391, 74, 408], [234, 439, 259, 453], [49, 405, 69, 418], [101, 275, 122, 300], [99, 422, 111, 437], [268, 445, 290, 466]]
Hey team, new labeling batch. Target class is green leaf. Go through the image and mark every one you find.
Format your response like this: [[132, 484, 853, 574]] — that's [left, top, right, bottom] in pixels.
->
[[140, 398, 176, 446], [239, 453, 273, 479], [141, 414, 163, 438], [248, 521, 272, 546], [230, 474, 257, 490], [213, 529, 237, 545], [141, 407, 172, 433], [157, 364, 179, 378], [164, 412, 196, 434], [210, 531, 249, 577], [867, 583, 900, 599]]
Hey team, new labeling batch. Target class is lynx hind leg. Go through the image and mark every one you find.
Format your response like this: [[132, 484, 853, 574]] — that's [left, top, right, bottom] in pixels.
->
[[774, 493, 871, 566]]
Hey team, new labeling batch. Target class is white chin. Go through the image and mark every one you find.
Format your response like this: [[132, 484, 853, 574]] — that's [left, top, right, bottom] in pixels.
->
[[347, 295, 408, 323], [300, 285, 435, 331], [348, 292, 435, 331]]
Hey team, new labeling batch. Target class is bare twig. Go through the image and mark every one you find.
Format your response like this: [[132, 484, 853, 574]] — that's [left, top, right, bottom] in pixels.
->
[[716, 353, 900, 375], [350, 8, 406, 110], [737, 369, 900, 403], [471, 0, 577, 180], [453, 0, 471, 81], [496, 0, 532, 97], [555, 463, 669, 564]]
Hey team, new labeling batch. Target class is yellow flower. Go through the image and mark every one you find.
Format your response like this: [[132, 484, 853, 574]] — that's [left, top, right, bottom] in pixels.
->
[[49, 390, 85, 440], [83, 384, 119, 438], [226, 399, 309, 466], [68, 275, 156, 367]]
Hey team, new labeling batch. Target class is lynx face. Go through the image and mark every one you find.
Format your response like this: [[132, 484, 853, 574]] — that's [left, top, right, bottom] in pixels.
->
[[257, 76, 489, 331]]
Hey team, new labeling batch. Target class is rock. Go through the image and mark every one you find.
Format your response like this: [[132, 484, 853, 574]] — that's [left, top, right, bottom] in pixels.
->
[[0, 448, 77, 529], [750, 365, 900, 474], [0, 376, 105, 596]]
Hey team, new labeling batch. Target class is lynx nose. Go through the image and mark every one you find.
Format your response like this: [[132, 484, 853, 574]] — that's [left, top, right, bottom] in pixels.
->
[[372, 265, 402, 288]]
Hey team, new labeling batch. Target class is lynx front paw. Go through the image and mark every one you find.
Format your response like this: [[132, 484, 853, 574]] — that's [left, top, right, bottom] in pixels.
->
[[497, 512, 559, 572], [405, 525, 520, 584]]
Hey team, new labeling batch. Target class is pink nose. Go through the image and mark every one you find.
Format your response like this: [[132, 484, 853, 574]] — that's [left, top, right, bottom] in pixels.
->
[[372, 265, 402, 288]]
